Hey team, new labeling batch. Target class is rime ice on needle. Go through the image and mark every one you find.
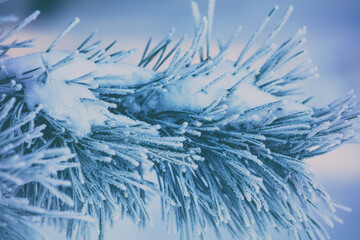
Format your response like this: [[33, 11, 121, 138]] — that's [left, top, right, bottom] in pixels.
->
[[144, 59, 310, 119], [0, 97, 92, 240], [1, 49, 308, 136], [1, 51, 152, 136]]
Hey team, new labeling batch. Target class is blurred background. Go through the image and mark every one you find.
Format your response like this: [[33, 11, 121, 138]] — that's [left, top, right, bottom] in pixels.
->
[[1, 0, 359, 239]]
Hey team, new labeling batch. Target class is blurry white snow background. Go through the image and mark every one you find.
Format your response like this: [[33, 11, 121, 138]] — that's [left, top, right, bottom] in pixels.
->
[[1, 0, 359, 239]]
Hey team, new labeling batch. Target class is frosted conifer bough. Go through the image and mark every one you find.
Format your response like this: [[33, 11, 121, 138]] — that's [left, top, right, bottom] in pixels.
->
[[0, 1, 359, 240], [0, 96, 93, 240]]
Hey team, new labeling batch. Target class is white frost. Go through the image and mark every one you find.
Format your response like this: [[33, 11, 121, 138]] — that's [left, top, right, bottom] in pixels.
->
[[1, 51, 142, 137], [150, 60, 309, 118], [0, 50, 309, 137], [96, 62, 154, 87]]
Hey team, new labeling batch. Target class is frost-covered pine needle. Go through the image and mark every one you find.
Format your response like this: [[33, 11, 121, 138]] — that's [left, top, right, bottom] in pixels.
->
[[0, 97, 93, 240], [0, 1, 359, 240]]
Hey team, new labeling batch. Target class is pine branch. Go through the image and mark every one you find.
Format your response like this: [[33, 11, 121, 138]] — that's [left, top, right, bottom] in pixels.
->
[[0, 1, 359, 240], [0, 97, 92, 240]]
